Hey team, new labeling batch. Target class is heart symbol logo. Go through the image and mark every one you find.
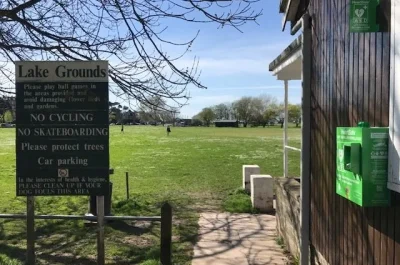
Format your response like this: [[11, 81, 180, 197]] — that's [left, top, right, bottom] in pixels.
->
[[355, 9, 364, 18]]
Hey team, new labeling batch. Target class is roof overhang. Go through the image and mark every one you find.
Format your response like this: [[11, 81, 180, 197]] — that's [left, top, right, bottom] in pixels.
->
[[280, 0, 289, 12], [269, 35, 302, 81], [281, 0, 301, 31]]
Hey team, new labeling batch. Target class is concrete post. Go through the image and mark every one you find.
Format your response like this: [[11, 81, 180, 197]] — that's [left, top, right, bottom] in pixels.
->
[[251, 175, 274, 213], [242, 165, 260, 193]]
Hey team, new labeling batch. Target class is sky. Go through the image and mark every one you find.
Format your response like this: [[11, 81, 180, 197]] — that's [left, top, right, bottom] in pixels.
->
[[2, 1, 302, 117], [144, 0, 302, 118]]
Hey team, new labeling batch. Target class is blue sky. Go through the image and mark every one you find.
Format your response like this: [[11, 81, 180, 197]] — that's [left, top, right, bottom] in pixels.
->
[[108, 1, 302, 117]]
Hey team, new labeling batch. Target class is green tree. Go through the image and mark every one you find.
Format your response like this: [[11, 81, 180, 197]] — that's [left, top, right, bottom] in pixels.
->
[[232, 97, 253, 127], [288, 104, 301, 127], [197, 108, 215, 127], [263, 106, 279, 126], [3, 110, 13, 123], [0, 97, 13, 123]]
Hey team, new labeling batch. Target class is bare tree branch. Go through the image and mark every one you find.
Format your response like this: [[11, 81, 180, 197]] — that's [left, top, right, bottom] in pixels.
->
[[0, 0, 262, 108]]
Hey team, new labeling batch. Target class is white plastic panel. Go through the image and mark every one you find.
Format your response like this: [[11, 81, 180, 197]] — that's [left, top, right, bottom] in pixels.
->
[[388, 0, 400, 192]]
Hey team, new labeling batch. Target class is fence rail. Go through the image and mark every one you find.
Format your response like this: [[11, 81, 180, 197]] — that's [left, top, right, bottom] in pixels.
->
[[0, 214, 161, 221], [285, 145, 301, 152]]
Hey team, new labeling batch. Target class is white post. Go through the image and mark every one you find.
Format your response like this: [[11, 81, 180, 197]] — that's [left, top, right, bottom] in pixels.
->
[[284, 80, 289, 178]]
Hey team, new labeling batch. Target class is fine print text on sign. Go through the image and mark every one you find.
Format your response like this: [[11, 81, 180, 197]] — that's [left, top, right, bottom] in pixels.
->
[[15, 61, 109, 196], [350, 0, 379, 33]]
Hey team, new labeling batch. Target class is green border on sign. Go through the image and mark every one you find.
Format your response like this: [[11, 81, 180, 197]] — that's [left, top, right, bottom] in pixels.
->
[[350, 0, 380, 33]]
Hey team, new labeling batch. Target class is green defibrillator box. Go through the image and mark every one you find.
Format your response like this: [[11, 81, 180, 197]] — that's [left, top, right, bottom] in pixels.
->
[[336, 122, 390, 207]]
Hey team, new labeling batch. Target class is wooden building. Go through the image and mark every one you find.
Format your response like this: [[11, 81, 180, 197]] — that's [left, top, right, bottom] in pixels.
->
[[269, 0, 400, 264], [214, 120, 239, 128]]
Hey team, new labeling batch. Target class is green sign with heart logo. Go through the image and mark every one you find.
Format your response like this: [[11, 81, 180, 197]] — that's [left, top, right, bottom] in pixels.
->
[[350, 0, 379, 32]]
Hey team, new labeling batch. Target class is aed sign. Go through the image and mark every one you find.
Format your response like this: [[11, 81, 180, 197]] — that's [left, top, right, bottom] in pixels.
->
[[15, 61, 109, 196], [350, 0, 380, 33]]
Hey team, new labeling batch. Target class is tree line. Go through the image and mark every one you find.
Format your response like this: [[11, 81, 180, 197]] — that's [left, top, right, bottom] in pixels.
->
[[0, 95, 14, 123], [109, 96, 179, 125], [193, 95, 301, 127]]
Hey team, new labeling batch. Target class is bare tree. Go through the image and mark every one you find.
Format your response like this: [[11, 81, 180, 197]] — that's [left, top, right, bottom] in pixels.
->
[[0, 0, 262, 107], [212, 103, 230, 120], [139, 96, 177, 125], [252, 95, 278, 127]]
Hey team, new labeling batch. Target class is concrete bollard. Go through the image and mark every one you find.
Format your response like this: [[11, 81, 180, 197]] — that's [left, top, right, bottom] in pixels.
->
[[242, 165, 260, 193], [251, 175, 274, 213]]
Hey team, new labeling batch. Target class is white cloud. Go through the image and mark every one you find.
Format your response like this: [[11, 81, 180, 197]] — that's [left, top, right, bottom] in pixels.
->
[[175, 57, 270, 77], [172, 41, 294, 77], [188, 95, 240, 105], [208, 85, 301, 91], [195, 42, 291, 60]]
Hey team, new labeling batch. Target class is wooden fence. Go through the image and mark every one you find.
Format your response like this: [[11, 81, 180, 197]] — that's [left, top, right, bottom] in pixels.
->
[[0, 198, 173, 265]]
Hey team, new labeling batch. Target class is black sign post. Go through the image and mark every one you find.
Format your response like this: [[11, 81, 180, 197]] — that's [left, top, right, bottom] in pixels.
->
[[16, 61, 109, 264], [15, 61, 109, 197]]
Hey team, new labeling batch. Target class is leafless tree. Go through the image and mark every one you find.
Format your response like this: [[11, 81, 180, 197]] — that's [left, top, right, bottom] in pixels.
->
[[212, 103, 230, 120], [0, 0, 262, 108]]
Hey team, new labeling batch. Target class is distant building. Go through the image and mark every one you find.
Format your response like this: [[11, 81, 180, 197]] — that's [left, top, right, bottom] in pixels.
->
[[177, 118, 192, 126], [214, 120, 239, 128], [121, 110, 140, 124]]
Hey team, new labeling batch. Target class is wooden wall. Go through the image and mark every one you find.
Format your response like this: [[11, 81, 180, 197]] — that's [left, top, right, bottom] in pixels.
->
[[308, 0, 400, 264]]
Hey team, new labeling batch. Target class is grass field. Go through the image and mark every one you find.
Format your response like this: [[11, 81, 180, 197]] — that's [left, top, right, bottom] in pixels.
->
[[0, 126, 300, 265]]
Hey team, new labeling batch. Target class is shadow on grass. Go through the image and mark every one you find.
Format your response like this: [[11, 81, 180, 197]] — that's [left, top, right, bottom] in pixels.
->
[[108, 220, 153, 236], [0, 194, 200, 265]]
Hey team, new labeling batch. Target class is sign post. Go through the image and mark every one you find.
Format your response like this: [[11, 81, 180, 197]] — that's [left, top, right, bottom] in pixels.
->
[[15, 61, 109, 263], [350, 0, 380, 33], [26, 196, 35, 264]]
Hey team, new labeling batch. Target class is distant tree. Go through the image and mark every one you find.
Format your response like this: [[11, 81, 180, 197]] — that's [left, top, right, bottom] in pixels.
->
[[232, 97, 253, 127], [273, 104, 285, 128], [158, 111, 174, 125], [263, 105, 279, 126], [228, 102, 238, 120], [139, 96, 166, 124], [0, 97, 12, 123], [255, 96, 279, 127], [212, 103, 230, 120], [197, 108, 215, 127], [3, 110, 12, 123], [191, 114, 203, 126], [288, 104, 301, 127], [109, 102, 122, 123], [191, 118, 203, 127], [169, 107, 180, 126], [138, 110, 152, 124], [138, 96, 180, 125]]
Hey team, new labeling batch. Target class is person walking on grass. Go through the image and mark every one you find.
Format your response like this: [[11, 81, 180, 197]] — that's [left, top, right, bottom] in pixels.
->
[[167, 125, 171, 136], [121, 123, 124, 133]]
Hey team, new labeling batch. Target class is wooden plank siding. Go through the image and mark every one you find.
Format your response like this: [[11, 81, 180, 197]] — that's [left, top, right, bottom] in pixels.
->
[[307, 0, 400, 264]]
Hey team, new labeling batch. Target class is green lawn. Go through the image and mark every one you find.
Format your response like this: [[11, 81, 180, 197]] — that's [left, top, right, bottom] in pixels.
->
[[0, 126, 300, 265]]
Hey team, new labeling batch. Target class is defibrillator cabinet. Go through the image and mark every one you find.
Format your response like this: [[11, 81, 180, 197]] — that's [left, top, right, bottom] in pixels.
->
[[336, 122, 390, 207]]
